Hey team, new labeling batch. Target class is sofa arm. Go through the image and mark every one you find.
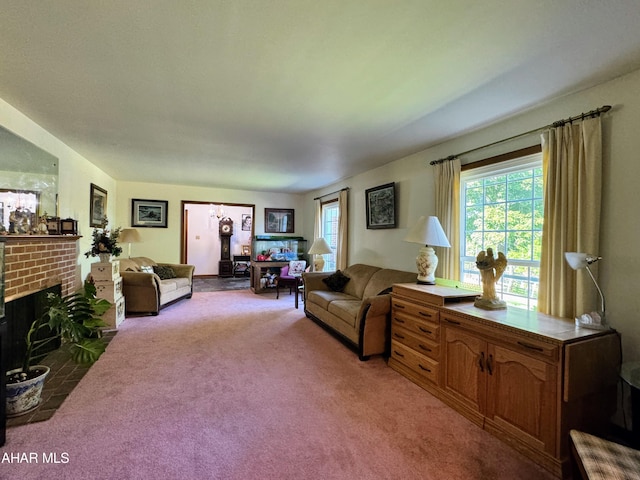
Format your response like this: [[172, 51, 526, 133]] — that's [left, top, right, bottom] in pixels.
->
[[357, 293, 393, 359], [360, 293, 392, 318], [159, 263, 195, 281]]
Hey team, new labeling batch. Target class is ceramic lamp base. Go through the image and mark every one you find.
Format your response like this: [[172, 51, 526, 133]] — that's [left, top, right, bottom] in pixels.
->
[[415, 246, 438, 284]]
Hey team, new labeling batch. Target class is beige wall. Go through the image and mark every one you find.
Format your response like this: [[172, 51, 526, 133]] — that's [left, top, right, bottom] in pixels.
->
[[306, 67, 640, 364]]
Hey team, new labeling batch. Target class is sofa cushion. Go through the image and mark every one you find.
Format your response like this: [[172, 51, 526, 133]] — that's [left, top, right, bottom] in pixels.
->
[[158, 279, 178, 294], [362, 268, 418, 299], [322, 270, 351, 292], [308, 290, 355, 310], [153, 265, 177, 279], [341, 264, 381, 299], [327, 299, 361, 328]]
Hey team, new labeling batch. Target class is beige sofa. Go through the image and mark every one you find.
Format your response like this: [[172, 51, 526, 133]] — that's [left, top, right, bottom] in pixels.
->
[[303, 264, 416, 360], [119, 257, 195, 315]]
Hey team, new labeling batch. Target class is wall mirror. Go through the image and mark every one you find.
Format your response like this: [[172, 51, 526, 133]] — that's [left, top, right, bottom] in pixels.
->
[[0, 126, 58, 233]]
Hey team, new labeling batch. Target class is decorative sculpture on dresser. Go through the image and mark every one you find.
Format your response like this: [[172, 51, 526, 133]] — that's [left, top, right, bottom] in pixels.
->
[[474, 247, 508, 310]]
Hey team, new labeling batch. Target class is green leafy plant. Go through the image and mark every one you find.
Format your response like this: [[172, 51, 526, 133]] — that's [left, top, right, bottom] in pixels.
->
[[8, 281, 111, 383], [84, 216, 123, 258]]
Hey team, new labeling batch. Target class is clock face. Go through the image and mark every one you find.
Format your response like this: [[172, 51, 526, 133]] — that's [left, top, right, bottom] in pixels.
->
[[222, 224, 231, 233]]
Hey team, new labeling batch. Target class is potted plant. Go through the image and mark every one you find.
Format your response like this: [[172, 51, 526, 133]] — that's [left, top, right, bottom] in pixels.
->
[[5, 281, 111, 417], [84, 216, 123, 262]]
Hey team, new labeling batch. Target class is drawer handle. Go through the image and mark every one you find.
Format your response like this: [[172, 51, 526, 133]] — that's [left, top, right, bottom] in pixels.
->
[[393, 350, 405, 358], [445, 318, 461, 325], [393, 333, 406, 340], [418, 344, 432, 352], [394, 303, 406, 309], [487, 354, 493, 375], [418, 326, 432, 334], [418, 364, 431, 373], [517, 341, 544, 352], [419, 311, 433, 318], [394, 317, 406, 324], [478, 352, 485, 372]]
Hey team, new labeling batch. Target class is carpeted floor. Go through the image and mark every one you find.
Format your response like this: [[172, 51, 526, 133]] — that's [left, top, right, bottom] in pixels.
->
[[2, 291, 555, 480]]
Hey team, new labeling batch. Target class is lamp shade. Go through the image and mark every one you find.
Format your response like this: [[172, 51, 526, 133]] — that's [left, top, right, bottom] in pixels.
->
[[564, 252, 600, 270], [308, 237, 332, 255], [404, 216, 451, 247], [119, 228, 142, 244]]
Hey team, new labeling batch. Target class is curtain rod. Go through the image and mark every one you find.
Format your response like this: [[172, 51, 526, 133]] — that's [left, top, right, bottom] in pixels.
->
[[429, 105, 611, 166], [313, 187, 350, 201]]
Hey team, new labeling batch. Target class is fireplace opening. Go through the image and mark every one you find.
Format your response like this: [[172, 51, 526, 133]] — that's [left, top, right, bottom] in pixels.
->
[[4, 284, 62, 371]]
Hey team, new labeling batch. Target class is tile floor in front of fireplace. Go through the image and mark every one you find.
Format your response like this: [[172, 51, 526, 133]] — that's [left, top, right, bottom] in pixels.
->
[[7, 331, 116, 428]]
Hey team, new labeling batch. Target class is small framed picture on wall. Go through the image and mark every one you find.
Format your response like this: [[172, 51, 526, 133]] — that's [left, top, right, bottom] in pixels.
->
[[131, 199, 169, 228], [365, 182, 396, 229]]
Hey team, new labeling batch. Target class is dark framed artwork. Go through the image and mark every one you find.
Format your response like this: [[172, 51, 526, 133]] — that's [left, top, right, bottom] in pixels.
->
[[365, 182, 396, 229], [131, 198, 168, 228], [90, 183, 107, 227], [241, 214, 252, 231], [265, 208, 294, 234]]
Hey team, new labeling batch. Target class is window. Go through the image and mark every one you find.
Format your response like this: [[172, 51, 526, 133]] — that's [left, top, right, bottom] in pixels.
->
[[460, 152, 543, 310], [321, 200, 339, 272]]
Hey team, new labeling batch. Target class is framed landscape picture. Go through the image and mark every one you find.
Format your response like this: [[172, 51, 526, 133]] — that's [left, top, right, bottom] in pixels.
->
[[90, 183, 107, 227], [265, 208, 294, 234], [365, 182, 396, 229], [131, 198, 168, 228]]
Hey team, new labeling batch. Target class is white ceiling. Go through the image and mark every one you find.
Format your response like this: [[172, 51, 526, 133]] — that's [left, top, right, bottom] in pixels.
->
[[2, 1, 640, 193]]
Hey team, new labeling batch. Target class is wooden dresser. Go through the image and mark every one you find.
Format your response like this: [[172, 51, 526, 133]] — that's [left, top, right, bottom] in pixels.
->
[[389, 283, 621, 478]]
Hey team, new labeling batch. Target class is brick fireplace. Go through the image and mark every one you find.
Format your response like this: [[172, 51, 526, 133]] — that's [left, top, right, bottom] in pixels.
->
[[4, 235, 82, 302]]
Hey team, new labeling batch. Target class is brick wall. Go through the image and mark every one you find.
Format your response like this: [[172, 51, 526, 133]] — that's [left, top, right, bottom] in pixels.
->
[[4, 236, 81, 302]]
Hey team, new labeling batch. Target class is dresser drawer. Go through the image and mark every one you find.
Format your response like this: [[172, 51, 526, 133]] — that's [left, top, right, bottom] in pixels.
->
[[391, 340, 439, 385], [392, 298, 439, 322], [392, 311, 440, 342], [391, 326, 440, 360]]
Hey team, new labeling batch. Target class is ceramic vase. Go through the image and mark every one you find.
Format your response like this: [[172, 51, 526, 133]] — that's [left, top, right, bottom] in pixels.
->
[[5, 366, 51, 417]]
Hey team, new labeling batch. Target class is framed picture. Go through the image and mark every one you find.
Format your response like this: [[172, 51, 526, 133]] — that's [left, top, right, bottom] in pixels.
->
[[90, 183, 107, 227], [131, 198, 168, 228], [365, 182, 396, 229], [242, 244, 251, 255], [265, 208, 294, 234], [241, 214, 252, 231]]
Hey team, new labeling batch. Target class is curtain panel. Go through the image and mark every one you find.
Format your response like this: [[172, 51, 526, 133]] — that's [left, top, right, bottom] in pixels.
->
[[538, 117, 602, 318], [434, 158, 461, 281]]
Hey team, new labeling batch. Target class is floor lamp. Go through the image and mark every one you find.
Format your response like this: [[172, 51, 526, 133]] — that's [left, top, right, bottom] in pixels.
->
[[119, 228, 142, 258]]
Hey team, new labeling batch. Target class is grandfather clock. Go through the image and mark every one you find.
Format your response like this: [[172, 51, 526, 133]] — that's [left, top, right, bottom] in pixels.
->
[[218, 217, 234, 278]]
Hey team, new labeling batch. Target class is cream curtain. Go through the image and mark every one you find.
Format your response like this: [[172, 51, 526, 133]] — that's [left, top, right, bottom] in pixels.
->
[[434, 158, 461, 280], [337, 190, 348, 270], [538, 117, 602, 318]]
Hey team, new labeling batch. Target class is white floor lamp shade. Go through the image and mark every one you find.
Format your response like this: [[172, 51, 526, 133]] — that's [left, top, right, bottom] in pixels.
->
[[119, 228, 142, 258], [404, 216, 451, 284], [308, 238, 332, 272]]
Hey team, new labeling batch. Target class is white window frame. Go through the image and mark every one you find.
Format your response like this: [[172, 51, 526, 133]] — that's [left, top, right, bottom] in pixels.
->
[[460, 152, 543, 310], [320, 199, 339, 272]]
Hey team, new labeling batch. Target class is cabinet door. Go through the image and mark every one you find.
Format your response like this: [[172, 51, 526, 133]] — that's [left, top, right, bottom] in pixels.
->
[[485, 344, 557, 454], [442, 326, 487, 414]]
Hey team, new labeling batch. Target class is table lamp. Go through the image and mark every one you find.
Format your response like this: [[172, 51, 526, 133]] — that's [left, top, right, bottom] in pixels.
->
[[119, 228, 142, 258], [308, 238, 332, 272], [404, 216, 450, 284]]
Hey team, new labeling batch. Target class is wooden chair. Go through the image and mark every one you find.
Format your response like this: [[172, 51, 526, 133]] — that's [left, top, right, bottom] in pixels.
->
[[275, 261, 307, 308]]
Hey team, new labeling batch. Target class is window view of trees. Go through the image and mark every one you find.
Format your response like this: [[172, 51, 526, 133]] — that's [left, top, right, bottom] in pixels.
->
[[321, 201, 339, 272], [461, 156, 543, 310]]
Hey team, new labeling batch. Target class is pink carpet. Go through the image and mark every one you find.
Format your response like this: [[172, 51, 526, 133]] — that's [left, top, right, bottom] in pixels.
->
[[1, 291, 555, 479]]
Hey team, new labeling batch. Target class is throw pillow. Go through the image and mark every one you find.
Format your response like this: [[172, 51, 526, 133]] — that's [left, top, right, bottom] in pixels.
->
[[140, 265, 154, 274], [322, 270, 350, 292], [153, 265, 176, 280]]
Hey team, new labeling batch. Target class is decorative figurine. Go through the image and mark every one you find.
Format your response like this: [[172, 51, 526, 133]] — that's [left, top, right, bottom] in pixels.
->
[[474, 247, 508, 310]]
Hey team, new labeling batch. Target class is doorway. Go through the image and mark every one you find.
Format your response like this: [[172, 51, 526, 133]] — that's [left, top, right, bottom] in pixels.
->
[[181, 202, 254, 276]]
